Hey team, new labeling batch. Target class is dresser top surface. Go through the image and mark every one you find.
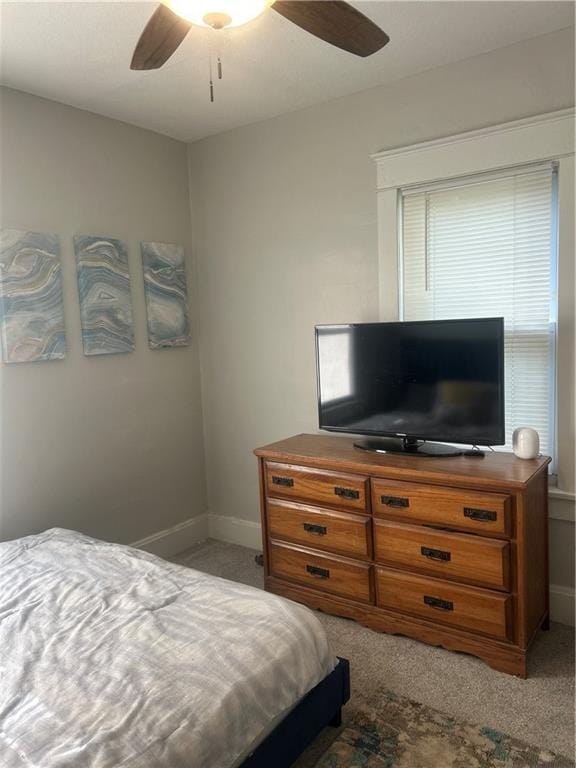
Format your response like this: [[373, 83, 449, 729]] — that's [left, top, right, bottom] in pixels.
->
[[255, 433, 550, 491]]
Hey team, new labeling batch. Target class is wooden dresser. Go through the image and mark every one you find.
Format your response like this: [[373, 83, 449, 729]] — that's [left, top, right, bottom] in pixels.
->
[[254, 433, 551, 677]]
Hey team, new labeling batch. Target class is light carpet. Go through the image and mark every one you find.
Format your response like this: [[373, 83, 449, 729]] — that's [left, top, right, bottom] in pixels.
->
[[173, 538, 575, 765]]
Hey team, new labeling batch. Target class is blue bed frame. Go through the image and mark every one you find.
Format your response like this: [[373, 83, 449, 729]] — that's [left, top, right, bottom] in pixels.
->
[[239, 657, 350, 768]]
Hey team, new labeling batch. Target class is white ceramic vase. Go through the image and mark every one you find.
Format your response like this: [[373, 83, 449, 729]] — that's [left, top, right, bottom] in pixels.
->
[[512, 427, 540, 459]]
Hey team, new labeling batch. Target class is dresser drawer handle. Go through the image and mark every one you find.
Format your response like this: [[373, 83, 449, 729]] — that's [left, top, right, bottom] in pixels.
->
[[381, 495, 410, 508], [464, 507, 497, 522], [424, 595, 454, 611], [272, 476, 294, 488], [303, 523, 327, 536], [334, 486, 360, 500], [421, 546, 451, 562], [306, 564, 330, 579]]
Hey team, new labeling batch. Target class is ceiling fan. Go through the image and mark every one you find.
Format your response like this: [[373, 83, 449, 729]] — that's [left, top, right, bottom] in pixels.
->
[[131, 0, 390, 70]]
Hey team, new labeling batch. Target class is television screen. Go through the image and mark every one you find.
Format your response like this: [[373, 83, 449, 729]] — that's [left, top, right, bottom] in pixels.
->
[[316, 318, 505, 447]]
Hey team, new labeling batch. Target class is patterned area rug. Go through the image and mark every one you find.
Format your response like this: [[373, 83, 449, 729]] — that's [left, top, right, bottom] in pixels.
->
[[316, 689, 575, 767]]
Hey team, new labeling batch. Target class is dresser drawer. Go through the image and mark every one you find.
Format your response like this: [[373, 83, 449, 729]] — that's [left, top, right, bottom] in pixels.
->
[[374, 520, 510, 591], [372, 479, 511, 537], [269, 541, 372, 603], [265, 462, 368, 512], [376, 567, 512, 641], [267, 499, 371, 559]]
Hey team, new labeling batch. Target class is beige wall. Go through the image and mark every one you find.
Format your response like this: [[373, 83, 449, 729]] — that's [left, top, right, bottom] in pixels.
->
[[0, 28, 573, 617], [188, 29, 575, 604], [0, 87, 207, 544]]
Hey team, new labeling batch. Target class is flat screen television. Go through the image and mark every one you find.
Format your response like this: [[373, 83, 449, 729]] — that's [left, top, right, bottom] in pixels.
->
[[315, 318, 505, 457]]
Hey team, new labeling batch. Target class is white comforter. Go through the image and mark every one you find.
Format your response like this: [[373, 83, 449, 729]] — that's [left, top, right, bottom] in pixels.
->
[[0, 529, 335, 768]]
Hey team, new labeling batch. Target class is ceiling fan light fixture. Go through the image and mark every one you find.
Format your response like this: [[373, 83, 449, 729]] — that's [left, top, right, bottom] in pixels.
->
[[131, 1, 390, 72], [163, 0, 275, 29]]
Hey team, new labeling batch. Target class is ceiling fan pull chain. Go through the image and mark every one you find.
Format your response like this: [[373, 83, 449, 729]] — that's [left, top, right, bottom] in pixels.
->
[[216, 32, 223, 81], [208, 47, 215, 103]]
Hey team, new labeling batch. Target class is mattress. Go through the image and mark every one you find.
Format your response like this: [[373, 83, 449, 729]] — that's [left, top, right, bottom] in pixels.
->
[[0, 528, 335, 768]]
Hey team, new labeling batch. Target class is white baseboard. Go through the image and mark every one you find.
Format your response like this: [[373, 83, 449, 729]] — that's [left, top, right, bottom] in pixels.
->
[[550, 584, 575, 626], [131, 514, 575, 627], [208, 514, 262, 550], [131, 515, 209, 559], [205, 516, 576, 626]]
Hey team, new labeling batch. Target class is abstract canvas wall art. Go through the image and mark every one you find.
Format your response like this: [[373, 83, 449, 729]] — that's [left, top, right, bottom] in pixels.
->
[[74, 235, 134, 356], [0, 229, 66, 363], [141, 242, 190, 349]]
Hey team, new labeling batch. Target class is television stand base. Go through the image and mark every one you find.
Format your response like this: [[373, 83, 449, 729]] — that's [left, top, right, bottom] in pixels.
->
[[353, 437, 462, 457]]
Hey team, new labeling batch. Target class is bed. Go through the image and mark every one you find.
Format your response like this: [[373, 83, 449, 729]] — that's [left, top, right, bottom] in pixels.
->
[[0, 528, 349, 768]]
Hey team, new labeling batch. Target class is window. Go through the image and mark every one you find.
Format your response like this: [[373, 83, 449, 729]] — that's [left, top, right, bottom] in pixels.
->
[[400, 164, 558, 460]]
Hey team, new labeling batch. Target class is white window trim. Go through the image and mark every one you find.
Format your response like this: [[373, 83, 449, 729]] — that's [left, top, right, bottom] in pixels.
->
[[372, 108, 575, 507]]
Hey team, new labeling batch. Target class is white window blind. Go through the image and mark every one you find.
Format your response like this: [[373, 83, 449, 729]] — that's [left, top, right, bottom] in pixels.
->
[[401, 165, 557, 458]]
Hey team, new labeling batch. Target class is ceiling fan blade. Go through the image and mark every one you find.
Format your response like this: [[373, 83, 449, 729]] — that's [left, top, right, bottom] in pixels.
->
[[272, 0, 389, 57], [131, 4, 192, 70]]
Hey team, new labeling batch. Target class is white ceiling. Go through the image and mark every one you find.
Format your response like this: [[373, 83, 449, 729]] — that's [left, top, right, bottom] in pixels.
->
[[0, 1, 574, 142]]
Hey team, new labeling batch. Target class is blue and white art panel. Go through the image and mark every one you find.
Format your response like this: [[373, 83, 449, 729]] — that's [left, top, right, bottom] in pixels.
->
[[74, 235, 134, 356], [0, 229, 66, 363], [141, 241, 190, 349]]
